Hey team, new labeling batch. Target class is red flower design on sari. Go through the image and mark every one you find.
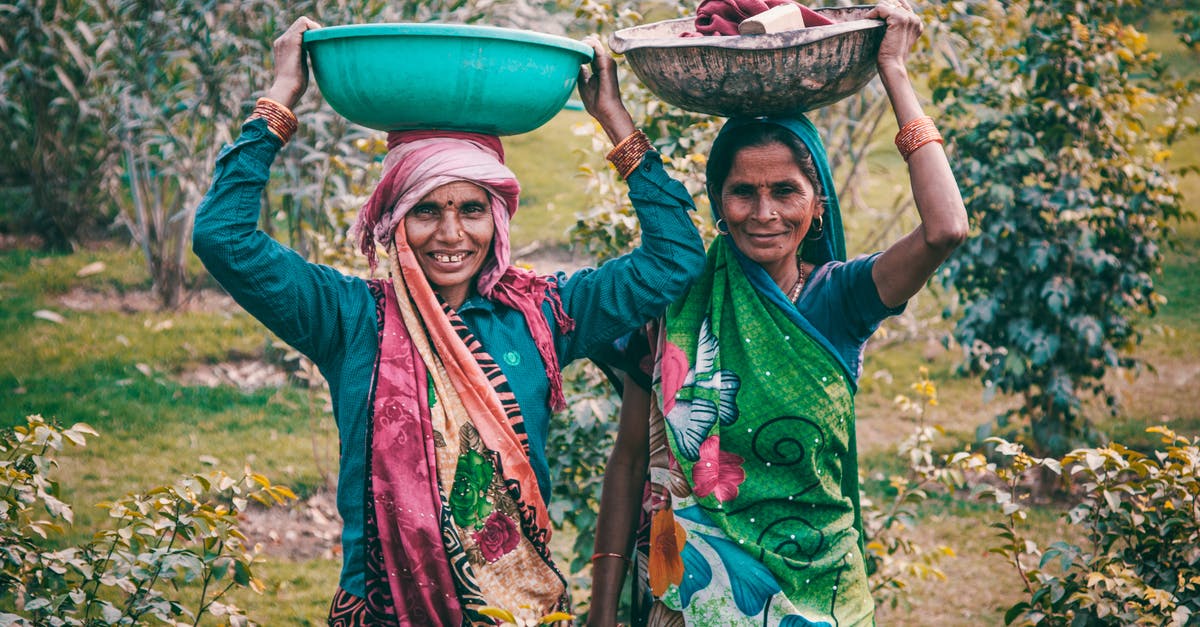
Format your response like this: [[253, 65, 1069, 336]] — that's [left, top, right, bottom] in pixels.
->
[[472, 511, 520, 563], [658, 340, 689, 414], [691, 435, 746, 502]]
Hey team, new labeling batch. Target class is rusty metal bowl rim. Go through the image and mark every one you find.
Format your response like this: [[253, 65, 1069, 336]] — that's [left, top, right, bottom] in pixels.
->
[[609, 9, 885, 55]]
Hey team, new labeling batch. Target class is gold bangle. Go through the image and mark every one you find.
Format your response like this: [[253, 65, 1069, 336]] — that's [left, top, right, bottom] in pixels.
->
[[894, 115, 943, 161], [248, 97, 298, 144], [606, 130, 653, 180], [591, 551, 629, 563]]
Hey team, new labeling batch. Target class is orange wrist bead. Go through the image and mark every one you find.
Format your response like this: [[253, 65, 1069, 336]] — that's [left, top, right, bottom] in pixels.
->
[[894, 115, 943, 161]]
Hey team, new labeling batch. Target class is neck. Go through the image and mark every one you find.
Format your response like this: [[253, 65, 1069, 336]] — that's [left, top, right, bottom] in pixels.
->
[[765, 258, 801, 294], [439, 284, 472, 309]]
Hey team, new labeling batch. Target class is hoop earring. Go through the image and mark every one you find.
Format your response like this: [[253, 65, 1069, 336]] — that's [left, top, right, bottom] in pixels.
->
[[806, 214, 824, 241], [716, 218, 730, 234]]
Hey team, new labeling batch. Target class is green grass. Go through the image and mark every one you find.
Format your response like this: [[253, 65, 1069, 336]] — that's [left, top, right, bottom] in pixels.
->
[[505, 108, 595, 249]]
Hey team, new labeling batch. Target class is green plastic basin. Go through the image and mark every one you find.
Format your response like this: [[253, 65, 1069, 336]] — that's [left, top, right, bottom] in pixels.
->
[[303, 24, 593, 135]]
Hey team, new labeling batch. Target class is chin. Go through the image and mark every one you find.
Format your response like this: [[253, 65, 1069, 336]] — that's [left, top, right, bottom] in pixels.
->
[[739, 245, 791, 267]]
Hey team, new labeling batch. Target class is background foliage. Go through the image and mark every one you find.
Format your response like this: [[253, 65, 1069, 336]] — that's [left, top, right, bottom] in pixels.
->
[[930, 0, 1198, 455], [0, 416, 295, 625], [0, 0, 1197, 623], [960, 427, 1200, 625]]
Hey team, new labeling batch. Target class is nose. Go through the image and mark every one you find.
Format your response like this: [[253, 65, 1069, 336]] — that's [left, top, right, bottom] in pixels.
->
[[435, 210, 465, 241], [750, 190, 779, 222]]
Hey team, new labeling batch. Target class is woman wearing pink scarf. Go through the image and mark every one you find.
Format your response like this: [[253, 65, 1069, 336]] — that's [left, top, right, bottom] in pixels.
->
[[193, 17, 705, 626]]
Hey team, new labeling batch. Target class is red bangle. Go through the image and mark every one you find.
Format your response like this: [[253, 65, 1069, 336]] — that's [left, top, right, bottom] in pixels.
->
[[591, 552, 629, 563], [605, 130, 652, 180], [894, 115, 943, 161], [248, 97, 298, 144]]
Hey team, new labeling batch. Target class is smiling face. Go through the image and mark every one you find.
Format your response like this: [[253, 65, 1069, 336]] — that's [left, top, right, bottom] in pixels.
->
[[719, 142, 821, 283], [404, 181, 495, 308]]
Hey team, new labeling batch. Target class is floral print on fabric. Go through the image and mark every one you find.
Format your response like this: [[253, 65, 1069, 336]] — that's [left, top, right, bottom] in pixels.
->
[[450, 449, 496, 530], [663, 319, 742, 462], [648, 508, 686, 597], [691, 435, 745, 502], [473, 511, 521, 563], [635, 239, 874, 626]]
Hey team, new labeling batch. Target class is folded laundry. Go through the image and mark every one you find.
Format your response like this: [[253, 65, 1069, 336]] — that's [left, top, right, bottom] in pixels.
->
[[689, 0, 833, 36]]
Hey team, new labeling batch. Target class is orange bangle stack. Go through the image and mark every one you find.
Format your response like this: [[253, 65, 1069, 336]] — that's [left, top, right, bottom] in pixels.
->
[[606, 130, 653, 180], [894, 115, 943, 162], [249, 97, 298, 144]]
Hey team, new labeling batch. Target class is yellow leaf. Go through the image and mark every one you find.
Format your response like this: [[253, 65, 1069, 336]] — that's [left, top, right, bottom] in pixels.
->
[[479, 607, 517, 624], [540, 612, 575, 623]]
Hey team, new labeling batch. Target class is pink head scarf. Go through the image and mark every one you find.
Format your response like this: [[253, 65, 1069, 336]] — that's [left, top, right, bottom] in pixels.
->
[[355, 130, 519, 296], [354, 130, 575, 411]]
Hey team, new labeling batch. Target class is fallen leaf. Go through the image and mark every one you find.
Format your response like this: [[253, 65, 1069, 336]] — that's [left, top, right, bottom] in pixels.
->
[[33, 310, 66, 324], [76, 261, 106, 277]]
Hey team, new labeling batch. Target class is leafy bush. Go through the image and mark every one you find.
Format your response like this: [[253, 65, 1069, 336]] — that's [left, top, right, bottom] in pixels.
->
[[0, 1, 117, 249], [930, 0, 1198, 455], [957, 428, 1200, 625], [0, 415, 296, 625]]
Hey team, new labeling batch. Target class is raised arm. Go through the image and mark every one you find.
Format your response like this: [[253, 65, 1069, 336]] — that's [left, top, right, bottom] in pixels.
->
[[193, 17, 373, 365], [262, 17, 322, 109], [867, 0, 968, 308], [577, 35, 637, 145], [553, 39, 706, 361]]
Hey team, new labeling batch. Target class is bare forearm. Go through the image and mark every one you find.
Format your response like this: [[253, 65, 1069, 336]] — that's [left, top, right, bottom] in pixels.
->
[[871, 63, 968, 306], [589, 378, 650, 626], [880, 62, 966, 249]]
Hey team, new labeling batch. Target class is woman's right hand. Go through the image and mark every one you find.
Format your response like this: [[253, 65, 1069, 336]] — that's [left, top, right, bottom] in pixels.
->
[[577, 35, 636, 146], [264, 16, 323, 110]]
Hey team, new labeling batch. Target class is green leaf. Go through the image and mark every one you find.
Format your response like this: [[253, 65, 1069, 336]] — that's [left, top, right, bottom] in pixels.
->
[[1005, 601, 1031, 625]]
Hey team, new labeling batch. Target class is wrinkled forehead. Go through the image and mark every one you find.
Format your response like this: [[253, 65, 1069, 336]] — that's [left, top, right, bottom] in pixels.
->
[[416, 180, 492, 205]]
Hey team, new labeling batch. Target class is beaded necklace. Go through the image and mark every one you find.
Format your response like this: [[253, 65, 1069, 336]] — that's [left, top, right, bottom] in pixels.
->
[[787, 260, 808, 303]]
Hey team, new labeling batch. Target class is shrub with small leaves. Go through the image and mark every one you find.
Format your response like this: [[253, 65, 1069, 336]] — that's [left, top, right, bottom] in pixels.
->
[[932, 0, 1198, 455], [0, 415, 297, 626], [863, 368, 959, 609], [956, 427, 1199, 625]]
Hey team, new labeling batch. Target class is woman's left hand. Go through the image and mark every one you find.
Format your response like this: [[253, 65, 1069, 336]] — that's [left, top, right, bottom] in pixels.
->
[[866, 0, 923, 73], [577, 35, 636, 146]]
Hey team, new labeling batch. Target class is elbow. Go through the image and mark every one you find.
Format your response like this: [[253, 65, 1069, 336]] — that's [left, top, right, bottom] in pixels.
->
[[680, 237, 707, 283], [191, 212, 227, 272], [924, 213, 969, 254], [191, 220, 217, 266]]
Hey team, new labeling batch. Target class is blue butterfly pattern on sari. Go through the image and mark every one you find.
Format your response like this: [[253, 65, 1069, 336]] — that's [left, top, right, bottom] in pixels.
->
[[779, 615, 834, 627], [696, 531, 782, 616], [674, 503, 833, 625], [678, 541, 713, 608], [666, 317, 741, 461]]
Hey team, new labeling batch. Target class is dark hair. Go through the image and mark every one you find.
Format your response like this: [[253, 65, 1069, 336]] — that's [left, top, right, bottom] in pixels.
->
[[705, 123, 825, 217]]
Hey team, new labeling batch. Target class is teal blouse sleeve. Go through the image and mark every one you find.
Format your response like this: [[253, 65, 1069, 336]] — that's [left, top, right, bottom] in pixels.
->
[[191, 118, 375, 369]]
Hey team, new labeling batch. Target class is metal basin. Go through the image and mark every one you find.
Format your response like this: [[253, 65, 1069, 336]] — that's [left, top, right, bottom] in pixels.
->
[[609, 7, 885, 117]]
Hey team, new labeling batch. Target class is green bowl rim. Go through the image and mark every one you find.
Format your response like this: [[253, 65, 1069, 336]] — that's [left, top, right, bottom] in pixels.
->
[[303, 23, 594, 60]]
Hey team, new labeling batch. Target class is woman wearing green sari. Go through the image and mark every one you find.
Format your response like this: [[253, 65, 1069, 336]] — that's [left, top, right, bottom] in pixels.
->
[[588, 1, 967, 625]]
